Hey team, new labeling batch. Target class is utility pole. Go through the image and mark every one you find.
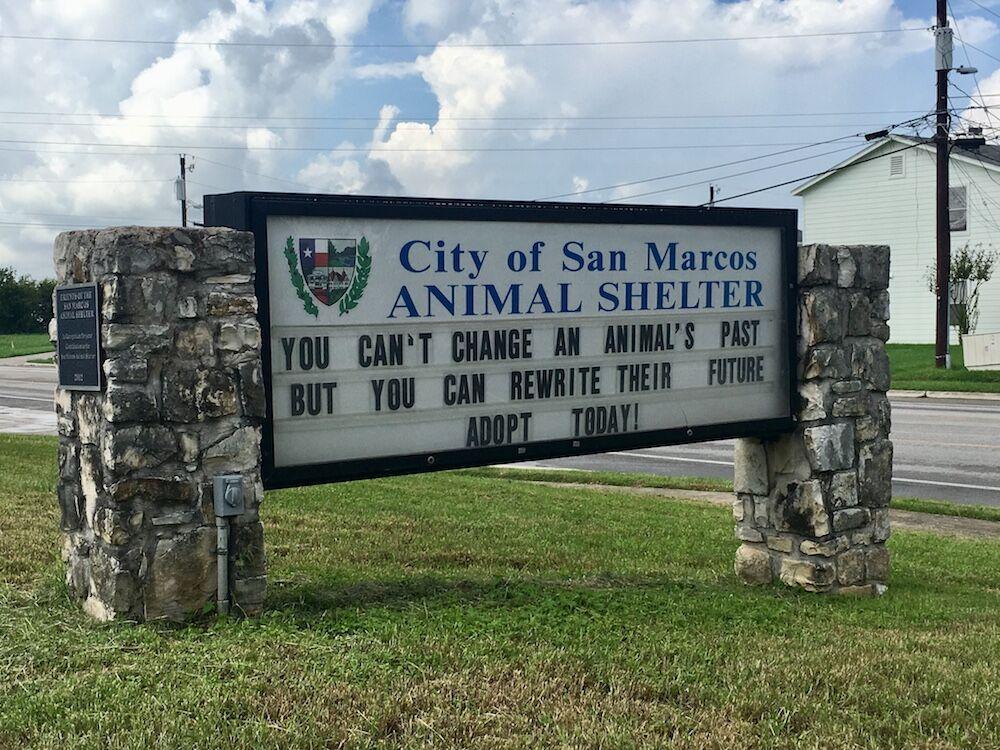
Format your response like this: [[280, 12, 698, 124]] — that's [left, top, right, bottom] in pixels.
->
[[176, 154, 188, 228], [708, 184, 718, 208], [934, 0, 952, 368]]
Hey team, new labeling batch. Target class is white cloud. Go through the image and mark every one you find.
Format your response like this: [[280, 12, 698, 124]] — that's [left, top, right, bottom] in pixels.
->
[[1, 0, 999, 280]]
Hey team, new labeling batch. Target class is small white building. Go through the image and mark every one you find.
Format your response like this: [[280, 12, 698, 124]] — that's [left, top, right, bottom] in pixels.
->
[[792, 134, 1000, 343]]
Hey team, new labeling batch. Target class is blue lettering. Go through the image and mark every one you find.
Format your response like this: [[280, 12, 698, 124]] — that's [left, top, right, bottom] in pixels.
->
[[388, 286, 419, 318], [645, 241, 677, 271], [400, 240, 431, 273], [561, 241, 584, 272]]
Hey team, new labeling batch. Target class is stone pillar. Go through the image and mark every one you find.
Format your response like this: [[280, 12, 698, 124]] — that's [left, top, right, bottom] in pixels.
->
[[53, 227, 267, 621], [733, 244, 892, 595]]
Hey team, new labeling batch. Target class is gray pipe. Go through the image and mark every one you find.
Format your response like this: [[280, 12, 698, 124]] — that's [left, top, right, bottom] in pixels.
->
[[216, 516, 229, 615]]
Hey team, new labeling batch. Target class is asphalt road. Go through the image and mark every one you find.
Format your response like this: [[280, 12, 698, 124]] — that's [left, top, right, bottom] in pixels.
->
[[2, 361, 997, 506]]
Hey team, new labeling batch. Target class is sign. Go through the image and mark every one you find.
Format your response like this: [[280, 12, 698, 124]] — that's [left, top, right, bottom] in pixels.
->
[[54, 282, 102, 391], [205, 194, 797, 489]]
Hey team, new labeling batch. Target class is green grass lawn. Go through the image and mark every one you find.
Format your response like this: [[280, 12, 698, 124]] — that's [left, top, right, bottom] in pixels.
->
[[2, 434, 1000, 748], [0, 333, 53, 358], [889, 342, 1000, 393]]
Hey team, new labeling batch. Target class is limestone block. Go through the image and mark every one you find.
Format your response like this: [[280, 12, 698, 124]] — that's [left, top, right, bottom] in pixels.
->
[[103, 357, 148, 384], [197, 370, 239, 418], [832, 394, 868, 418], [858, 439, 893, 507], [836, 548, 866, 586], [58, 482, 84, 532], [782, 480, 830, 537], [831, 379, 862, 395], [766, 535, 794, 553], [734, 544, 772, 585], [829, 471, 858, 509], [207, 292, 257, 317], [732, 499, 745, 522], [144, 527, 216, 621], [801, 345, 850, 380], [753, 496, 770, 528], [87, 543, 138, 620], [798, 244, 837, 286], [866, 546, 890, 581], [846, 292, 872, 336], [218, 322, 262, 352], [103, 323, 170, 353], [162, 367, 199, 423], [851, 246, 890, 290], [109, 475, 195, 507], [765, 432, 812, 492], [836, 247, 857, 287], [733, 439, 768, 494], [800, 288, 845, 346], [175, 322, 216, 360], [238, 361, 266, 418], [800, 537, 848, 557], [832, 507, 870, 532], [178, 296, 198, 318], [736, 525, 764, 542], [103, 425, 177, 474], [779, 558, 835, 592], [102, 384, 157, 423], [871, 290, 890, 322], [203, 426, 260, 472], [849, 338, 891, 392], [101, 276, 126, 321], [803, 423, 854, 472], [798, 381, 830, 422], [872, 508, 891, 543]]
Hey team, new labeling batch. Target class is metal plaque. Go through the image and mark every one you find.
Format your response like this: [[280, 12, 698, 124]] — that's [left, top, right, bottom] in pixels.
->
[[55, 282, 102, 391]]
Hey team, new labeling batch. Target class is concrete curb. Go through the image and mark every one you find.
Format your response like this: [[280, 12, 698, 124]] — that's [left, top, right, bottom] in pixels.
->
[[889, 389, 1000, 401]]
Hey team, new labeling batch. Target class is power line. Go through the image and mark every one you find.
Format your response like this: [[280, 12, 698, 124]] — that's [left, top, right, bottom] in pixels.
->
[[703, 141, 924, 206], [0, 27, 927, 49], [0, 137, 865, 153], [192, 156, 329, 193], [963, 0, 1000, 22], [0, 176, 170, 183], [541, 114, 932, 200], [604, 144, 861, 203], [0, 108, 944, 122], [958, 39, 1000, 65], [0, 119, 901, 133]]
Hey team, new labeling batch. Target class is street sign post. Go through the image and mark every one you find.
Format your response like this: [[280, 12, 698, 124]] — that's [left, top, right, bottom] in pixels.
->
[[206, 193, 797, 489]]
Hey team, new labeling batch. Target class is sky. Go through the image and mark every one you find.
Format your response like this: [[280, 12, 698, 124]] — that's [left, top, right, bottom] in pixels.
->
[[1, 0, 999, 279]]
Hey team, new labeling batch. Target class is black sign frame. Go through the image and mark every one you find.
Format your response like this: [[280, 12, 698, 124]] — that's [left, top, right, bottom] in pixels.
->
[[54, 281, 103, 392], [205, 192, 798, 491]]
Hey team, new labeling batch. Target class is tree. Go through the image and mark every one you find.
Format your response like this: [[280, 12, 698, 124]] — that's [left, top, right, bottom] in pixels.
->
[[925, 243, 998, 340], [0, 266, 56, 333]]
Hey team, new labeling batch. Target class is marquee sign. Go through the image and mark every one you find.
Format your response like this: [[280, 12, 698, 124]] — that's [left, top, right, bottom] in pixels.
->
[[205, 193, 797, 490]]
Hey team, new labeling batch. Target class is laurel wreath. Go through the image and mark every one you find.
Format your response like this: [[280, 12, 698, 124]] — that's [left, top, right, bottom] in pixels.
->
[[338, 236, 371, 316], [284, 236, 319, 317]]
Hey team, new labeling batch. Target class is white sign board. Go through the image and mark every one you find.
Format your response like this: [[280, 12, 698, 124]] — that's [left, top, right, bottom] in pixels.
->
[[206, 195, 796, 488]]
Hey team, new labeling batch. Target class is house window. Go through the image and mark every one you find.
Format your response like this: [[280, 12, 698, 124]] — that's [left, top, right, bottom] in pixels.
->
[[949, 186, 967, 232], [889, 153, 904, 178]]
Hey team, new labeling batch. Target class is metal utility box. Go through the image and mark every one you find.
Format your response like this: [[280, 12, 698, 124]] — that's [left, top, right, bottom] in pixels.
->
[[962, 331, 1000, 370]]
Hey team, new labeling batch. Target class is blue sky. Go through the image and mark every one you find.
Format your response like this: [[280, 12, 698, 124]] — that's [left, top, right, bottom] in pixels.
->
[[0, 0, 998, 277]]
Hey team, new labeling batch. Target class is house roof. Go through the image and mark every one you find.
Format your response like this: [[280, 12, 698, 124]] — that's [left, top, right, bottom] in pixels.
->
[[790, 134, 1000, 196]]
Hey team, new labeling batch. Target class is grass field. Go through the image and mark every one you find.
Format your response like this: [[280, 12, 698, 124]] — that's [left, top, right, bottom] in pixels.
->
[[0, 333, 52, 358], [888, 342, 1000, 393], [2, 433, 1000, 749]]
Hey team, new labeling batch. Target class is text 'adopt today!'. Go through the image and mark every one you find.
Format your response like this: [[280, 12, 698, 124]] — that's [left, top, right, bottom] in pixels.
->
[[386, 239, 767, 319]]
